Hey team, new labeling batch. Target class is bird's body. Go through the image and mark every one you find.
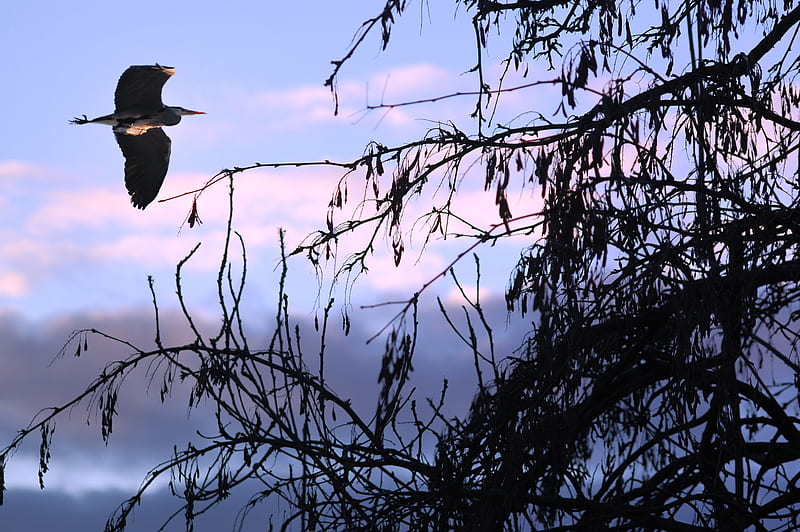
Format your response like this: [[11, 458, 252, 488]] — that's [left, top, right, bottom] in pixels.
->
[[70, 65, 204, 209], [79, 108, 182, 133]]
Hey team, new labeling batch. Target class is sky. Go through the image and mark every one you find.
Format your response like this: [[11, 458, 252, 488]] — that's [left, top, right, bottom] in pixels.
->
[[0, 2, 541, 531]]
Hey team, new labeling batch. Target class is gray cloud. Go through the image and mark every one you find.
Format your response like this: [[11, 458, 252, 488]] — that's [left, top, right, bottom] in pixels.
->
[[0, 486, 277, 532], [1, 293, 529, 530]]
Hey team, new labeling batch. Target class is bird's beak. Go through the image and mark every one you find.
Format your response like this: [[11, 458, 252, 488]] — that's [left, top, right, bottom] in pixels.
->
[[182, 109, 206, 115]]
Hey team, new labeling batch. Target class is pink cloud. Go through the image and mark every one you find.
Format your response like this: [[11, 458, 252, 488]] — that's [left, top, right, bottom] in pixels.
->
[[0, 271, 29, 297], [0, 161, 55, 181], [248, 63, 459, 129]]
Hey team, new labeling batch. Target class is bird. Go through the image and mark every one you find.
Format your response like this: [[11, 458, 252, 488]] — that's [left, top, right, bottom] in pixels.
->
[[70, 64, 205, 209]]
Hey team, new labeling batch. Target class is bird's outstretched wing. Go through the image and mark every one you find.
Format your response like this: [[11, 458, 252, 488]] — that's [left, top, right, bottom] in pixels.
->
[[115, 128, 172, 209], [114, 65, 175, 113]]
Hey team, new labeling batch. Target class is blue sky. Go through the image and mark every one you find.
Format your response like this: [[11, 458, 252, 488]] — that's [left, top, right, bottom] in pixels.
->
[[0, 2, 539, 530]]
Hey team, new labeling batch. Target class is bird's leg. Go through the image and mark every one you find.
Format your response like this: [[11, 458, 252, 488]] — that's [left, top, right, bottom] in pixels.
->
[[69, 114, 90, 125]]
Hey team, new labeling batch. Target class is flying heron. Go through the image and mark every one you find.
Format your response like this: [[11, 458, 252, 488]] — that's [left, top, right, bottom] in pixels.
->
[[70, 65, 205, 209]]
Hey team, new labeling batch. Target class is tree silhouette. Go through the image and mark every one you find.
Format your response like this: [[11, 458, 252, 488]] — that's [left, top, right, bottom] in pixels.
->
[[6, 0, 800, 530]]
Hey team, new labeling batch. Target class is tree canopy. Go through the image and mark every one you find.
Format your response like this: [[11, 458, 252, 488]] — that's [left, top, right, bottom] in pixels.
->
[[6, 0, 800, 530]]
